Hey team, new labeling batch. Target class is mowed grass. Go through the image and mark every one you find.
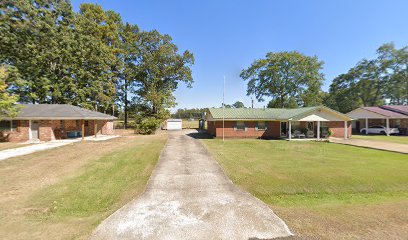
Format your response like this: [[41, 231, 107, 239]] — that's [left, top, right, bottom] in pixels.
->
[[182, 119, 199, 129], [0, 134, 167, 240], [352, 134, 408, 144], [202, 138, 408, 239]]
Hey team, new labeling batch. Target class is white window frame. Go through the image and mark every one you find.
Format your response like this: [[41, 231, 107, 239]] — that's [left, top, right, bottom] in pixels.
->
[[234, 121, 247, 131], [256, 121, 267, 131]]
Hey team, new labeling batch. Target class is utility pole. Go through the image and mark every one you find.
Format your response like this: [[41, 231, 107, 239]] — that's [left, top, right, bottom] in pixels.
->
[[223, 76, 225, 142]]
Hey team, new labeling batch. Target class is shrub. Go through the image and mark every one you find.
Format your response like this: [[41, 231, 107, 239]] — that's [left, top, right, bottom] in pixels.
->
[[134, 117, 162, 135]]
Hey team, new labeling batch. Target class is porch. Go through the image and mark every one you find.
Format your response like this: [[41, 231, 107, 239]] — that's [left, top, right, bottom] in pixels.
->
[[279, 120, 350, 140]]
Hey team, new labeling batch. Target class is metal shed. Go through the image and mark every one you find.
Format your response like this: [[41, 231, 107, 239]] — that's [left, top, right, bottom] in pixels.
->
[[166, 119, 182, 130]]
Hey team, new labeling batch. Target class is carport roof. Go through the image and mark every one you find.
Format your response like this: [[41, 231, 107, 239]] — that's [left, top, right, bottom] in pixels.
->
[[362, 107, 408, 118], [4, 104, 117, 120]]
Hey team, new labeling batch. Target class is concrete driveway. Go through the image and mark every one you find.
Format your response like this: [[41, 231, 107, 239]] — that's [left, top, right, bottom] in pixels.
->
[[0, 135, 119, 161], [330, 138, 408, 154], [90, 130, 292, 240]]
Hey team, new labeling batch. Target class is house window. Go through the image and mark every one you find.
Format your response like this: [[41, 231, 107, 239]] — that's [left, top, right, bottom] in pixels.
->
[[0, 121, 10, 131], [0, 120, 17, 132], [234, 121, 246, 131], [256, 122, 267, 131], [76, 120, 80, 127], [60, 120, 65, 130], [85, 121, 89, 127]]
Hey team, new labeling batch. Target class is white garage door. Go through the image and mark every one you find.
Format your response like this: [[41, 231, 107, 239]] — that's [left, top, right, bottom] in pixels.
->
[[167, 120, 182, 130]]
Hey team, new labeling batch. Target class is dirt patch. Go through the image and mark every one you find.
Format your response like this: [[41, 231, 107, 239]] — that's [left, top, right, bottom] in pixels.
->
[[273, 201, 408, 240], [0, 136, 161, 240]]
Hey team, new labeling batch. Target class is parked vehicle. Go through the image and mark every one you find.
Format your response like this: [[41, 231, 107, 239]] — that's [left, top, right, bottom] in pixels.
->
[[360, 125, 400, 135]]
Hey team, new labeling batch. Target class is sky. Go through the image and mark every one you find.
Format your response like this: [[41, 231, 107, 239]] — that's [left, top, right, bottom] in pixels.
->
[[72, 0, 408, 110]]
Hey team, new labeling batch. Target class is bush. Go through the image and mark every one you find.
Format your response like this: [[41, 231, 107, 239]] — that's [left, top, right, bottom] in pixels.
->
[[134, 117, 162, 135]]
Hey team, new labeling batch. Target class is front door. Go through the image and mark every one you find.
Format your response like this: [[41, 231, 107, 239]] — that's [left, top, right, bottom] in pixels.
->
[[31, 120, 39, 140]]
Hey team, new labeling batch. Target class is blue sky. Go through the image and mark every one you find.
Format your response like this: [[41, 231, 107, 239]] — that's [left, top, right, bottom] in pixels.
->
[[72, 0, 408, 110]]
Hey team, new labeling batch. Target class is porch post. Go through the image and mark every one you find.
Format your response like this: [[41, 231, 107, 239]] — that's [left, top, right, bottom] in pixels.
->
[[317, 121, 320, 140], [288, 121, 292, 140], [386, 118, 390, 136], [94, 120, 98, 138], [344, 121, 348, 139], [365, 118, 368, 135], [81, 120, 85, 141]]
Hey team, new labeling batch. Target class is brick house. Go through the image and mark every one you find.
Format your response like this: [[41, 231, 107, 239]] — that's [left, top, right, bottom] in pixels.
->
[[206, 106, 352, 139], [347, 105, 408, 135], [0, 104, 116, 142]]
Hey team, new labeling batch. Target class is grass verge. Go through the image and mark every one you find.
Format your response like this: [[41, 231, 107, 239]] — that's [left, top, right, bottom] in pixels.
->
[[202, 138, 408, 239]]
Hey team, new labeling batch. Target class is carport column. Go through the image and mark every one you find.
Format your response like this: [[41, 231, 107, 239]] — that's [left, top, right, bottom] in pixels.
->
[[386, 118, 390, 136], [94, 120, 98, 138], [344, 121, 348, 139], [81, 120, 85, 141], [365, 118, 368, 135], [288, 121, 292, 140], [317, 121, 320, 140]]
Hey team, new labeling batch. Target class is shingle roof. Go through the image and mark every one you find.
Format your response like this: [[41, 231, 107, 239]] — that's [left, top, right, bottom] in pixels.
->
[[380, 105, 408, 115], [362, 106, 407, 118], [7, 104, 117, 120], [207, 106, 349, 120]]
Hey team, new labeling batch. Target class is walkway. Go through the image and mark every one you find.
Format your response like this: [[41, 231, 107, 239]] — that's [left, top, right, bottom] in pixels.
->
[[90, 130, 292, 239], [330, 137, 408, 154], [0, 135, 118, 161]]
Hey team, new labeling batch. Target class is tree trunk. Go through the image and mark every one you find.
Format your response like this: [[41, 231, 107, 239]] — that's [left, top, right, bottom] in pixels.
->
[[124, 79, 128, 129]]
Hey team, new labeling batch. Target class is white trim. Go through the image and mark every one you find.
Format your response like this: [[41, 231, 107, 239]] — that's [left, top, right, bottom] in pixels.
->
[[344, 121, 348, 139], [29, 120, 32, 140], [317, 121, 320, 140], [288, 121, 292, 140]]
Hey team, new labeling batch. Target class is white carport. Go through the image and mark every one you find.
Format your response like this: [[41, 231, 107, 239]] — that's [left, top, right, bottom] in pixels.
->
[[287, 107, 352, 140], [347, 107, 408, 136]]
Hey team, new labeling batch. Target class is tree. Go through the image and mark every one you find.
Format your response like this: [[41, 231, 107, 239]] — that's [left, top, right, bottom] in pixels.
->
[[132, 30, 194, 119], [117, 23, 141, 127], [240, 51, 324, 108], [232, 101, 245, 108], [267, 97, 298, 108], [326, 43, 407, 113], [0, 66, 19, 118], [377, 43, 408, 105]]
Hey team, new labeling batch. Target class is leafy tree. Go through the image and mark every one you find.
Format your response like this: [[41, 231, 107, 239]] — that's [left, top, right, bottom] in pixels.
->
[[377, 43, 408, 105], [132, 30, 194, 118], [232, 101, 245, 108], [326, 43, 407, 112], [117, 23, 141, 127], [0, 66, 19, 118], [171, 108, 206, 119], [0, 0, 76, 104], [267, 97, 298, 108], [240, 51, 324, 108]]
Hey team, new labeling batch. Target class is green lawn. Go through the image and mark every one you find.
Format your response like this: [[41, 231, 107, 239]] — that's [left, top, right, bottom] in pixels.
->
[[352, 134, 408, 144], [202, 138, 408, 239]]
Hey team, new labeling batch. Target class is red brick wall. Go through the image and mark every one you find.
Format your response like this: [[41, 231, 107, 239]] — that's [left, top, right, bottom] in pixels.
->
[[328, 121, 352, 138], [0, 120, 30, 142], [207, 121, 281, 139], [1, 119, 115, 142]]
